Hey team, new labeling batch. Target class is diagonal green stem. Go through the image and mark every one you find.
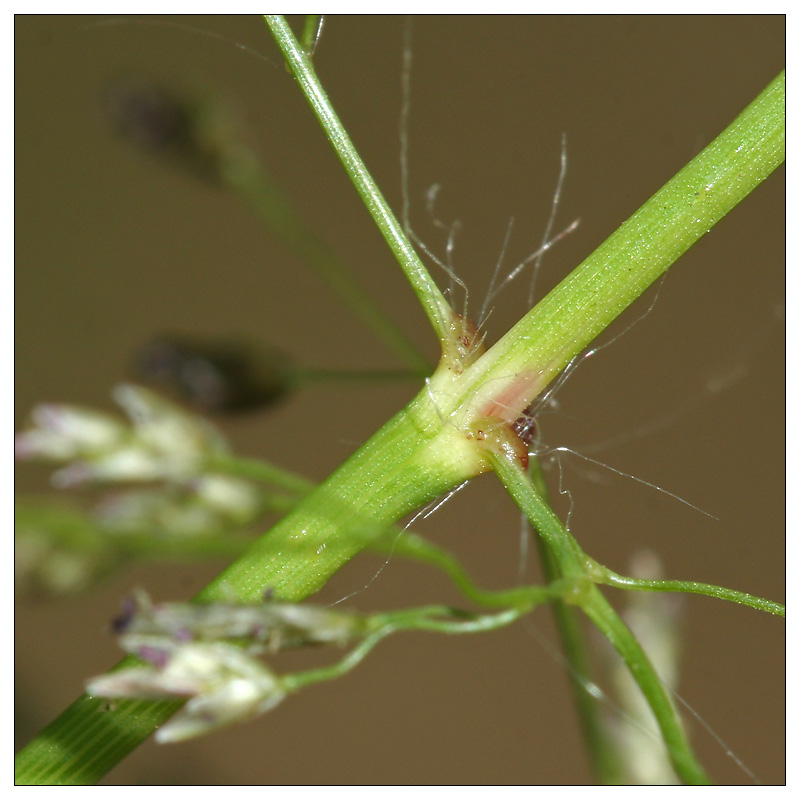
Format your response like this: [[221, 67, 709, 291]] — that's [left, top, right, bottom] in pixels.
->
[[14, 22, 783, 785], [488, 451, 710, 784], [527, 458, 623, 784], [263, 14, 454, 343], [439, 70, 785, 423], [578, 586, 711, 784]]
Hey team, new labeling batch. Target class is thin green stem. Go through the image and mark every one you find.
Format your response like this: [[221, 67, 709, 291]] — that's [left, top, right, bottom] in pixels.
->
[[370, 530, 546, 609], [285, 605, 530, 693], [372, 605, 530, 635], [526, 458, 622, 784], [207, 453, 313, 494], [592, 562, 785, 617], [579, 586, 710, 784], [489, 452, 709, 784], [488, 452, 586, 578], [263, 15, 454, 344]]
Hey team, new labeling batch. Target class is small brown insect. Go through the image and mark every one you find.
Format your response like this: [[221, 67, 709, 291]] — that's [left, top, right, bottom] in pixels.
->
[[512, 410, 537, 449]]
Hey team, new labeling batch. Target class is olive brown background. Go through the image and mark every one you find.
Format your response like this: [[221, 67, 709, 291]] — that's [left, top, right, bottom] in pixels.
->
[[15, 16, 784, 784]]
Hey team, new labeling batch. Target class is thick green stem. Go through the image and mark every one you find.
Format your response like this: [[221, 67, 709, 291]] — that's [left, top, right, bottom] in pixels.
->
[[15, 22, 783, 784], [14, 393, 485, 784], [440, 71, 785, 425]]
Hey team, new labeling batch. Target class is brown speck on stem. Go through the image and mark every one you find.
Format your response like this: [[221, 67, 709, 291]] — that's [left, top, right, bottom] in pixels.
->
[[441, 313, 485, 375], [465, 417, 529, 471], [512, 403, 538, 448]]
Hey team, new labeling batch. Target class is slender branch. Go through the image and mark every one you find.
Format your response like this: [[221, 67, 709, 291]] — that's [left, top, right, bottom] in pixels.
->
[[579, 587, 711, 784], [370, 530, 545, 609], [207, 454, 313, 494], [285, 605, 531, 693], [263, 15, 455, 343], [488, 451, 710, 784], [299, 15, 323, 55], [526, 458, 622, 784], [591, 563, 785, 617]]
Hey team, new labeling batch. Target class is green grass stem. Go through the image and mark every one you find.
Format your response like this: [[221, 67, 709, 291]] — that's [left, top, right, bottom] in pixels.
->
[[14, 20, 783, 785], [263, 15, 455, 345]]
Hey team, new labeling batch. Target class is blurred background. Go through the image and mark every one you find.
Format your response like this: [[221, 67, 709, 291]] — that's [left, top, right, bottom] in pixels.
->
[[15, 15, 784, 784]]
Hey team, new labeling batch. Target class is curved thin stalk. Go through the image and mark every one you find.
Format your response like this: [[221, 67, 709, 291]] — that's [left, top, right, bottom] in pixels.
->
[[591, 563, 785, 617], [488, 451, 710, 784], [282, 605, 532, 697], [527, 457, 623, 784], [579, 586, 711, 785]]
